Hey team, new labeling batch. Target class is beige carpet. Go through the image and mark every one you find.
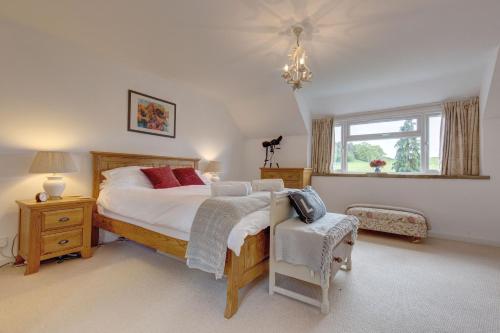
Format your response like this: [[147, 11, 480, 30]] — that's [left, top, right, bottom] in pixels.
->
[[1, 232, 499, 333]]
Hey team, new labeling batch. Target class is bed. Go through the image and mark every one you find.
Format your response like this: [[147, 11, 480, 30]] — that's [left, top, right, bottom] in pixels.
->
[[90, 151, 269, 319]]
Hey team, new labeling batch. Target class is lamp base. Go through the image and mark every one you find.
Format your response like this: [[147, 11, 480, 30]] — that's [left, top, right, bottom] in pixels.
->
[[43, 176, 66, 200], [209, 173, 221, 182]]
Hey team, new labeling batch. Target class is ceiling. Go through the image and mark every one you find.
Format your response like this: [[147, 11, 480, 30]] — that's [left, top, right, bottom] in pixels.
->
[[2, 0, 500, 137]]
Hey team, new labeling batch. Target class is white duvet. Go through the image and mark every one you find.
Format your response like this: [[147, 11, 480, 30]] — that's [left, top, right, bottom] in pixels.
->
[[97, 184, 270, 255]]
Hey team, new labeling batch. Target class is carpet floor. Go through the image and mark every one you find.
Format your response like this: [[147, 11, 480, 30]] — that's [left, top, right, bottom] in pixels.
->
[[1, 232, 499, 333]]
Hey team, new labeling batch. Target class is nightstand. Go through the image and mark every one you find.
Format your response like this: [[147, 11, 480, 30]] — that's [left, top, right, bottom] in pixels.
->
[[15, 196, 96, 275], [260, 168, 312, 189]]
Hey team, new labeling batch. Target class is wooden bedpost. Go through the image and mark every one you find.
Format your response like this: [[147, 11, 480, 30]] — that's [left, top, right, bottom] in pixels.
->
[[91, 206, 100, 247], [224, 251, 241, 319], [224, 229, 270, 319]]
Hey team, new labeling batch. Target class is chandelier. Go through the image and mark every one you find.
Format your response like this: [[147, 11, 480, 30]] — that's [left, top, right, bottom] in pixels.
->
[[281, 26, 312, 90]]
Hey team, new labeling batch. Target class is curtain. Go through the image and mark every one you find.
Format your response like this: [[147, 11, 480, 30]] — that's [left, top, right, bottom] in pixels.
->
[[441, 96, 480, 176], [311, 117, 334, 174]]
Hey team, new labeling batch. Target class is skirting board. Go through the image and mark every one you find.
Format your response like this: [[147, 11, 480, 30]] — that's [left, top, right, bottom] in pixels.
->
[[0, 258, 11, 267], [428, 231, 500, 248]]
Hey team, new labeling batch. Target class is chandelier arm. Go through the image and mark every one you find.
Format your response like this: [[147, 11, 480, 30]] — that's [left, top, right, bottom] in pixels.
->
[[282, 25, 310, 90]]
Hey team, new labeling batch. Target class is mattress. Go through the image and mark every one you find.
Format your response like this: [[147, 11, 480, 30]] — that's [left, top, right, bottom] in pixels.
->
[[97, 184, 270, 255]]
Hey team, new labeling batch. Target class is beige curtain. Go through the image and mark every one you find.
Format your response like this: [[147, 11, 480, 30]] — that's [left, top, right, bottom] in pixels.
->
[[441, 96, 480, 176], [311, 117, 334, 174]]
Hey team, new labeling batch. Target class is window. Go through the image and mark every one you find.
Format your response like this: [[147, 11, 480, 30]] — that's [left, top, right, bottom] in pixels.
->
[[333, 107, 442, 174], [428, 115, 442, 172], [332, 125, 342, 171]]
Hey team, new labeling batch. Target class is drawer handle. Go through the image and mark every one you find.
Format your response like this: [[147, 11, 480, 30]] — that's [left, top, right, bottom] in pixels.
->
[[333, 257, 343, 263], [346, 240, 354, 246], [58, 217, 70, 222], [58, 239, 69, 245]]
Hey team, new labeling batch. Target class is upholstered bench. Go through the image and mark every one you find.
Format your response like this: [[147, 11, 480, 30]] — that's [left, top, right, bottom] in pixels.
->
[[345, 204, 429, 242]]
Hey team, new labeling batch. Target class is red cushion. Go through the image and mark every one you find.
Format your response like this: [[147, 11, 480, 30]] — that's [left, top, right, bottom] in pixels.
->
[[172, 167, 205, 186], [141, 166, 181, 189]]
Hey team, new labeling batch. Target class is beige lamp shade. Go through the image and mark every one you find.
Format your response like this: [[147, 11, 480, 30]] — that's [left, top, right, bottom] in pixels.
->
[[29, 151, 78, 174], [205, 160, 222, 173]]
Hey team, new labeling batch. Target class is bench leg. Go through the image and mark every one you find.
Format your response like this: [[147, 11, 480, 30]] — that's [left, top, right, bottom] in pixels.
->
[[344, 254, 352, 271], [320, 270, 330, 314], [269, 269, 275, 295], [410, 236, 422, 243], [321, 284, 330, 314]]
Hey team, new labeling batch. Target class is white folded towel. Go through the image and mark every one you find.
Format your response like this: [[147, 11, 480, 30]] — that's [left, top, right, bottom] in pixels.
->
[[251, 179, 285, 192], [210, 181, 252, 197]]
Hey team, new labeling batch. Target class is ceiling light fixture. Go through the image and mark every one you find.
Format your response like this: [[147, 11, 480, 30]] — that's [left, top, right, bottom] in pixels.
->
[[281, 26, 312, 90]]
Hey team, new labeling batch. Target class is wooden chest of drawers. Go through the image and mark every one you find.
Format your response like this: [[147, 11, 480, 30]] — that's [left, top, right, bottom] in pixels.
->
[[260, 168, 312, 189], [16, 197, 95, 275]]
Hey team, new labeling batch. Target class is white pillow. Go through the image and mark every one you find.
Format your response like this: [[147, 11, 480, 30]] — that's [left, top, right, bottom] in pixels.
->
[[101, 166, 153, 188], [196, 169, 212, 185], [251, 179, 284, 192]]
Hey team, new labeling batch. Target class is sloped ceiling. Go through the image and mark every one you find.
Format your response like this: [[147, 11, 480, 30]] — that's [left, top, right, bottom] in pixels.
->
[[2, 0, 500, 137]]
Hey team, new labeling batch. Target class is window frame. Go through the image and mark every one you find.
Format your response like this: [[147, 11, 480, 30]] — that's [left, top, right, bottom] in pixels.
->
[[333, 105, 442, 174]]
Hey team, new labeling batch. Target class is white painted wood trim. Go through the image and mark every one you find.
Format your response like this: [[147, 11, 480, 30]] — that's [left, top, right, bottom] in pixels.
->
[[273, 286, 322, 308], [428, 231, 500, 248], [333, 104, 442, 174]]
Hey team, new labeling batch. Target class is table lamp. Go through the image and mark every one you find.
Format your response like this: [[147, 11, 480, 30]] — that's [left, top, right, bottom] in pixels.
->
[[29, 151, 78, 200], [205, 160, 222, 182]]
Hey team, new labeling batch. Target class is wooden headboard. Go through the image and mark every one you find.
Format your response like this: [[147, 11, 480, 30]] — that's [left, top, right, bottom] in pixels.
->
[[91, 151, 200, 198]]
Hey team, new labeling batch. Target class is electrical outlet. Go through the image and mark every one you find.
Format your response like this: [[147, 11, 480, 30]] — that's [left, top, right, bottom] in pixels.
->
[[0, 237, 8, 248]]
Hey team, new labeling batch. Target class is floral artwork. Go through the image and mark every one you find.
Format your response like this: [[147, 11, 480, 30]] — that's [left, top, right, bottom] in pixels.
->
[[128, 90, 176, 138], [137, 99, 169, 131]]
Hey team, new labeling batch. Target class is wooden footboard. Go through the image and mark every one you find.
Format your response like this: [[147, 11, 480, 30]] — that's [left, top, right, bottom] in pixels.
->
[[92, 211, 269, 319], [224, 228, 269, 318]]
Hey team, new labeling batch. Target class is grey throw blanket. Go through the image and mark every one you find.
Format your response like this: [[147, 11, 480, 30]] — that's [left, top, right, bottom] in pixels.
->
[[186, 193, 269, 279], [275, 213, 359, 287]]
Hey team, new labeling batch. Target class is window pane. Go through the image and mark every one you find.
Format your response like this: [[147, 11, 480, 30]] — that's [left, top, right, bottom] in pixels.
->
[[347, 137, 421, 173], [333, 125, 342, 171], [350, 118, 418, 136], [428, 115, 442, 171]]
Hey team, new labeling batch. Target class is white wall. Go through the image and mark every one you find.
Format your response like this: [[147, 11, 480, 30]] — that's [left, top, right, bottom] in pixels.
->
[[310, 64, 484, 117], [243, 135, 309, 181], [294, 91, 313, 167], [313, 176, 499, 245], [0, 21, 245, 263]]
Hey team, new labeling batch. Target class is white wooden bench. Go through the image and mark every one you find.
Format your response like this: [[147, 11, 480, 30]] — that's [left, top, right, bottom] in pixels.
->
[[268, 192, 355, 314]]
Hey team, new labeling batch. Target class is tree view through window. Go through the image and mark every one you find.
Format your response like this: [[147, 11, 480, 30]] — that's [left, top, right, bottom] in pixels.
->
[[334, 111, 442, 173]]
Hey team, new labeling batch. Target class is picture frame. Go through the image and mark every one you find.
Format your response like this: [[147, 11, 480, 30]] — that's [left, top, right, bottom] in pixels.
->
[[128, 90, 176, 138]]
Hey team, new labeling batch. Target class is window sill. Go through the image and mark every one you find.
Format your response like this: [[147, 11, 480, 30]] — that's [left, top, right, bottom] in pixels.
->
[[313, 172, 491, 180]]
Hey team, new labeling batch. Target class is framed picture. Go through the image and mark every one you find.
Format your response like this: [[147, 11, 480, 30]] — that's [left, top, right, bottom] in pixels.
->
[[128, 90, 176, 138]]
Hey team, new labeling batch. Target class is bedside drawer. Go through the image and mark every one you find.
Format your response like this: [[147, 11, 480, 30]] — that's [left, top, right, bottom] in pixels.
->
[[42, 229, 83, 255], [262, 172, 300, 181], [42, 208, 83, 231]]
